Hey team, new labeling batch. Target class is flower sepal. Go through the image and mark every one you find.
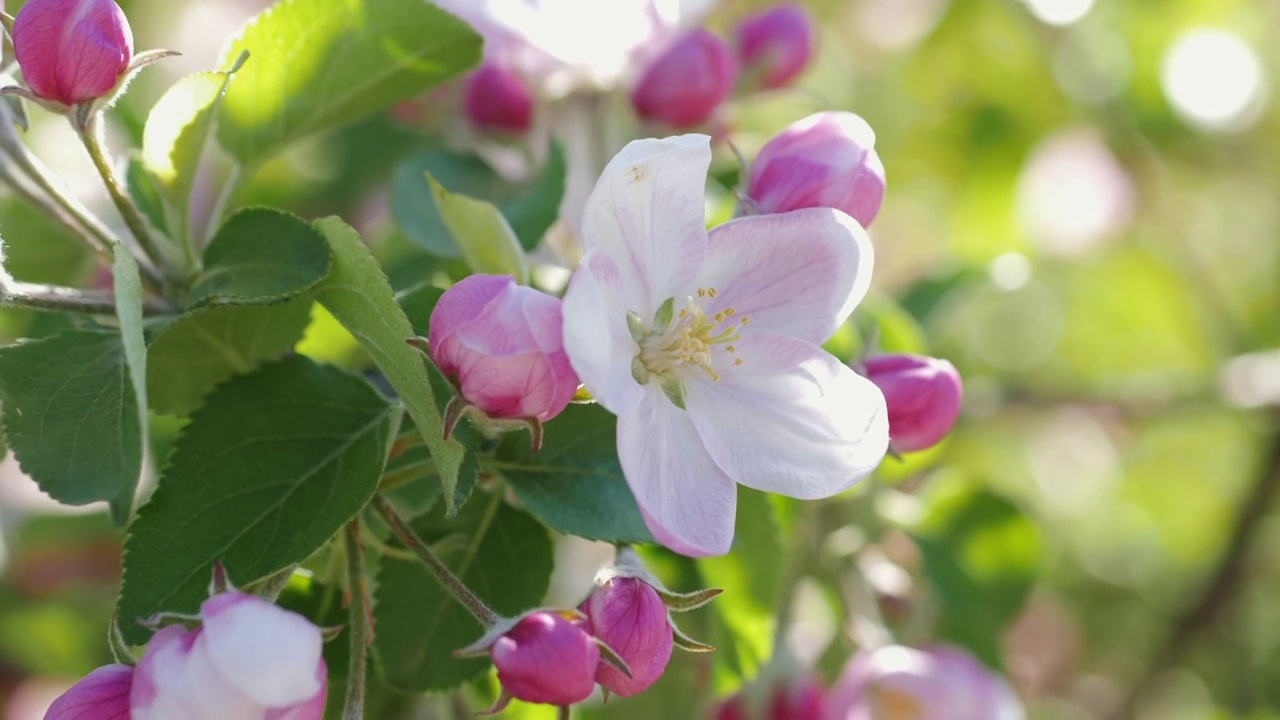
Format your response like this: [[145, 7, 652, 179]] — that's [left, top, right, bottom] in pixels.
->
[[408, 336, 547, 450]]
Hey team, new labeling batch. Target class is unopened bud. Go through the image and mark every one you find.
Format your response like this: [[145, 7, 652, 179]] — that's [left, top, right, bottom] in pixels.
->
[[631, 29, 738, 129], [463, 62, 534, 134], [736, 4, 815, 90], [746, 111, 886, 228], [427, 274, 579, 424], [862, 354, 963, 453], [583, 577, 673, 697], [13, 0, 133, 106], [491, 612, 600, 706], [767, 674, 825, 719]]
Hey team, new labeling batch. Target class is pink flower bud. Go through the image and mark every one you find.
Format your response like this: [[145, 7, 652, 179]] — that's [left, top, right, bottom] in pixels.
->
[[583, 577, 673, 697], [746, 111, 886, 228], [13, 0, 134, 106], [631, 29, 738, 129], [491, 612, 600, 706], [45, 664, 134, 720], [428, 274, 579, 422], [769, 675, 827, 719], [735, 4, 815, 90], [464, 62, 535, 133], [130, 592, 327, 720], [824, 644, 1024, 720], [862, 354, 963, 453]]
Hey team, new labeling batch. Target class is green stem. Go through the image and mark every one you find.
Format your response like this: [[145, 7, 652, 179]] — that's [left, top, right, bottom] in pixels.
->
[[343, 521, 369, 720], [378, 459, 439, 493], [0, 275, 169, 315], [372, 495, 500, 627], [78, 115, 183, 290], [557, 706, 571, 720]]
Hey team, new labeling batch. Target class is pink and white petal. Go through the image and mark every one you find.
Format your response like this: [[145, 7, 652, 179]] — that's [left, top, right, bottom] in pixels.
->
[[687, 333, 888, 499], [581, 135, 710, 313], [45, 664, 134, 720], [617, 390, 738, 556], [697, 208, 873, 344], [131, 625, 198, 719], [265, 660, 328, 720], [427, 273, 511, 350], [199, 593, 324, 708], [562, 251, 645, 415]]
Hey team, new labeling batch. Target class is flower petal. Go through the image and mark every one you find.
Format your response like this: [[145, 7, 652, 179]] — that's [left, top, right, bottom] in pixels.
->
[[199, 592, 324, 708], [617, 389, 738, 556], [686, 333, 888, 498], [45, 664, 134, 720], [696, 208, 872, 344], [580, 134, 710, 315], [132, 625, 261, 720], [264, 659, 329, 720], [561, 251, 646, 415]]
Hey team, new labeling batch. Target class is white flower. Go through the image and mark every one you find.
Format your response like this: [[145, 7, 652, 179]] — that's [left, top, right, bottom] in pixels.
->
[[562, 135, 889, 556]]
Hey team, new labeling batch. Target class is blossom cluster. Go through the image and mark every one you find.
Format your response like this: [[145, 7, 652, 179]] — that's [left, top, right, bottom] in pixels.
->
[[438, 0, 815, 134], [14, 0, 978, 716], [426, 116, 961, 555]]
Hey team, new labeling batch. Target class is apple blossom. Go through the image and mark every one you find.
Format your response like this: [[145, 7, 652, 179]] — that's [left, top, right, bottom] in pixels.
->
[[824, 644, 1025, 720], [862, 354, 963, 453], [583, 576, 673, 696], [735, 4, 815, 90], [561, 134, 889, 556], [464, 62, 535, 133], [432, 0, 714, 93], [12, 0, 134, 106], [631, 29, 738, 129], [491, 611, 601, 706], [746, 111, 886, 228], [129, 592, 327, 720], [426, 274, 579, 426], [44, 664, 133, 720]]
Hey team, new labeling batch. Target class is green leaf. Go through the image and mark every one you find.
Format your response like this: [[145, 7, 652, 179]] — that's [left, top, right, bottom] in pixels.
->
[[396, 283, 480, 511], [118, 356, 398, 644], [374, 496, 553, 692], [492, 404, 653, 544], [112, 247, 148, 520], [697, 487, 782, 684], [125, 156, 171, 238], [0, 331, 141, 523], [146, 297, 313, 416], [188, 208, 331, 307], [313, 217, 474, 515], [911, 482, 1042, 667], [426, 174, 528, 283], [215, 0, 482, 168], [141, 68, 237, 243], [392, 145, 566, 256], [396, 282, 444, 337]]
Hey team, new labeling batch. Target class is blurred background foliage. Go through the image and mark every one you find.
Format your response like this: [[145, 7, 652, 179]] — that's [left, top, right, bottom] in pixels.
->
[[0, 0, 1278, 718]]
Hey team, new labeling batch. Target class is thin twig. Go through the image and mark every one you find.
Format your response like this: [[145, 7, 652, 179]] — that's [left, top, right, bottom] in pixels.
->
[[372, 494, 500, 627], [0, 275, 170, 315], [1110, 412, 1280, 719], [343, 521, 369, 720]]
